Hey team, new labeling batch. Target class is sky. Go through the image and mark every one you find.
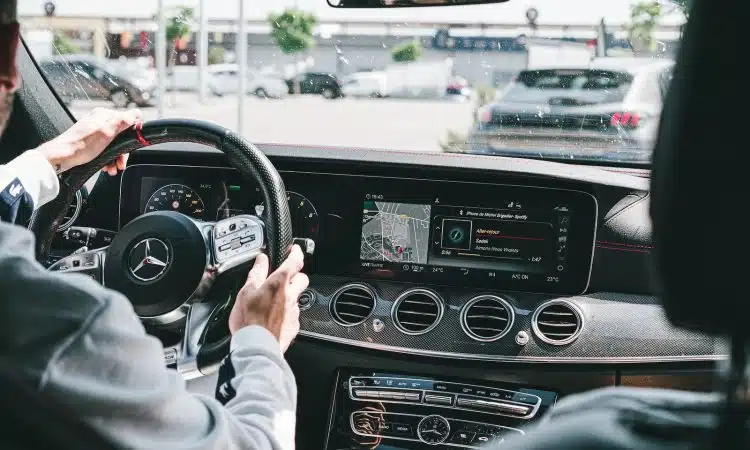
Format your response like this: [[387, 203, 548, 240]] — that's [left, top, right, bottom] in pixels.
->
[[20, 0, 686, 26]]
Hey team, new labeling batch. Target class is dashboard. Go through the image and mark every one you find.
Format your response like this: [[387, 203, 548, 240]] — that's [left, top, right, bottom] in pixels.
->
[[113, 157, 722, 365], [69, 146, 722, 450], [121, 165, 598, 295]]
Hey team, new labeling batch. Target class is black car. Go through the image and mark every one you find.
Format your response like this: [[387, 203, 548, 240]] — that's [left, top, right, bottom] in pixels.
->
[[40, 57, 156, 108], [286, 72, 342, 98]]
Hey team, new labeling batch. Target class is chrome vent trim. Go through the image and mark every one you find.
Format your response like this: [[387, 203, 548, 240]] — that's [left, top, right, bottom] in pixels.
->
[[58, 190, 83, 232], [391, 289, 444, 335], [460, 295, 514, 342], [531, 300, 583, 346], [330, 283, 376, 327]]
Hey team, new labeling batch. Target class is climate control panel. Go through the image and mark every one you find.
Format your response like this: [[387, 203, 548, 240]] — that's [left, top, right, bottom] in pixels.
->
[[325, 369, 557, 450], [349, 376, 541, 419]]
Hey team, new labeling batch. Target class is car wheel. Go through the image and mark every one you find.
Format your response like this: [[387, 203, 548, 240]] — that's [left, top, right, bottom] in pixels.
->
[[321, 87, 336, 99], [254, 88, 269, 99], [110, 89, 130, 108]]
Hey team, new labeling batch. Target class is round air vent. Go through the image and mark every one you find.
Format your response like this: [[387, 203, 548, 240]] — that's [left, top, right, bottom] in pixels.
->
[[392, 289, 444, 335], [531, 300, 583, 345], [58, 190, 83, 232], [330, 284, 376, 326], [460, 295, 514, 342]]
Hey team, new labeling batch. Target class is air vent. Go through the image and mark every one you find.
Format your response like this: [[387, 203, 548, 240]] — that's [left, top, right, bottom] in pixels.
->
[[532, 300, 583, 345], [392, 289, 443, 335], [58, 190, 83, 232], [460, 295, 514, 342], [330, 284, 376, 326]]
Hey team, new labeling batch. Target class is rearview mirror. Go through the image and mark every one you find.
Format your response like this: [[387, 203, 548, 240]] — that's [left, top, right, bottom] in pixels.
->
[[328, 0, 509, 7]]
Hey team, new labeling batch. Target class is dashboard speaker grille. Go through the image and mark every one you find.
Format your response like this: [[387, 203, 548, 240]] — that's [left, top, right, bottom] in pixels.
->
[[58, 190, 83, 232], [461, 295, 514, 342], [392, 289, 443, 335], [331, 284, 376, 326], [532, 300, 583, 345]]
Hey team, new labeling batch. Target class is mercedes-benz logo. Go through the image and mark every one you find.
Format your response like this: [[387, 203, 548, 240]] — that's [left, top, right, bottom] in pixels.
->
[[128, 238, 170, 282]]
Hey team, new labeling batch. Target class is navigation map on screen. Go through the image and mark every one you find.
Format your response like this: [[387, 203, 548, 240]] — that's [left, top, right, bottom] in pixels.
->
[[360, 201, 431, 264]]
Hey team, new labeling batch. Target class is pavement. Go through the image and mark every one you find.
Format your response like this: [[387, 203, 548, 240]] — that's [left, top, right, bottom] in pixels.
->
[[69, 93, 476, 153]]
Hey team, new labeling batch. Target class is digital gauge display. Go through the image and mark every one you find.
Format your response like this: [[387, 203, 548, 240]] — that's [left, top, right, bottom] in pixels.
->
[[144, 184, 205, 219]]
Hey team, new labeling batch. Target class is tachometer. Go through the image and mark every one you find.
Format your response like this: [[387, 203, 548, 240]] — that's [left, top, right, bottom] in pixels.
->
[[287, 191, 319, 240], [246, 190, 320, 239], [144, 184, 206, 219]]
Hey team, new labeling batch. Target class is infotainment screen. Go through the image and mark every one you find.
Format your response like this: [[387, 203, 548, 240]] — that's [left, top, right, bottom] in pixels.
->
[[358, 189, 595, 294], [120, 165, 596, 295]]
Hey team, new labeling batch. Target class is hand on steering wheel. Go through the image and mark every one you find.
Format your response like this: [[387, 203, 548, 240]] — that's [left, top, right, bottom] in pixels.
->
[[31, 118, 300, 379], [36, 108, 141, 174], [231, 246, 309, 352]]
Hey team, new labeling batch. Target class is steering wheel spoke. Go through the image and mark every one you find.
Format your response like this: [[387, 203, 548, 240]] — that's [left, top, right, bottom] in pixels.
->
[[176, 301, 222, 380], [48, 247, 107, 283], [211, 215, 265, 274]]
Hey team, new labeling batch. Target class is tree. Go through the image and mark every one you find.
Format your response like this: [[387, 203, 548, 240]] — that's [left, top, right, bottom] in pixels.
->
[[392, 39, 422, 63], [268, 8, 317, 93], [53, 32, 79, 55], [628, 1, 661, 53], [268, 9, 317, 55], [164, 6, 194, 67]]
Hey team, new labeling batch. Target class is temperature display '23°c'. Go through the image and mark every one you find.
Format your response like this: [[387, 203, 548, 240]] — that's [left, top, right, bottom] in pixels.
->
[[144, 184, 206, 219]]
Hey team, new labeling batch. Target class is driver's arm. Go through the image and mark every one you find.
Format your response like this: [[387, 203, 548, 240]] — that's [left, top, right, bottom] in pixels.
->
[[0, 223, 305, 449], [0, 108, 138, 224], [0, 149, 59, 223]]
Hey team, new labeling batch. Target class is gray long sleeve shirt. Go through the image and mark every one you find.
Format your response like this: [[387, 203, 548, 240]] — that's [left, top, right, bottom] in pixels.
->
[[0, 220, 298, 449]]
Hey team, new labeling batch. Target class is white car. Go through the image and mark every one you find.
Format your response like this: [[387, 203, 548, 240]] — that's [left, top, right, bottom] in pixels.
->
[[341, 72, 386, 98], [208, 64, 288, 98]]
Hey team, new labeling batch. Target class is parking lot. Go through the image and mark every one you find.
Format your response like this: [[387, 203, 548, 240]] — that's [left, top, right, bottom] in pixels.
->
[[69, 93, 476, 153]]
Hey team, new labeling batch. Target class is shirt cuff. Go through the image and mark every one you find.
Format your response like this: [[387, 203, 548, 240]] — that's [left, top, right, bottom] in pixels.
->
[[4, 150, 60, 208], [230, 325, 282, 354]]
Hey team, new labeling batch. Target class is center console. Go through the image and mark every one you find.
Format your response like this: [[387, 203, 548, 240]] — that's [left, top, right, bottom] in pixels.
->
[[325, 369, 557, 449]]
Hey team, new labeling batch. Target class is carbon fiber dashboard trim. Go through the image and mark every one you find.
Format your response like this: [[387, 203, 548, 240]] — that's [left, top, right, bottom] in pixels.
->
[[300, 275, 727, 363]]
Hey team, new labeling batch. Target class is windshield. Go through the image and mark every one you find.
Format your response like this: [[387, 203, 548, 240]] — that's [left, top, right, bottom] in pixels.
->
[[21, 0, 686, 165]]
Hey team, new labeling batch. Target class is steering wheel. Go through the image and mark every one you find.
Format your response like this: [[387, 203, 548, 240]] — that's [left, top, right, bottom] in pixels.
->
[[29, 119, 294, 378]]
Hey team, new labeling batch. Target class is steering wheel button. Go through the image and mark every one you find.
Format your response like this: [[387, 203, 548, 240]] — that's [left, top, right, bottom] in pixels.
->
[[230, 241, 242, 250], [219, 243, 231, 251], [240, 235, 255, 244]]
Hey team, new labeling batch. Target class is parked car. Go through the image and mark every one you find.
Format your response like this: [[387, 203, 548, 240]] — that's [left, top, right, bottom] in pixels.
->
[[286, 72, 342, 98], [39, 55, 156, 108], [207, 64, 288, 98], [341, 71, 386, 98], [468, 58, 674, 161]]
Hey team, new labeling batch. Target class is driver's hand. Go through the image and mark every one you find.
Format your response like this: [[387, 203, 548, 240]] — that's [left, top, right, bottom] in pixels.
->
[[229, 245, 309, 352], [36, 108, 142, 175]]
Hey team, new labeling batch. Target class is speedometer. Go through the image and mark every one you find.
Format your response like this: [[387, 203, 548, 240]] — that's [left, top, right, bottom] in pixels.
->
[[144, 184, 206, 219]]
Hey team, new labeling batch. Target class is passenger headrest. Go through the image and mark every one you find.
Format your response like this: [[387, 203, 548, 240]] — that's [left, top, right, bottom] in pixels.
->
[[650, 0, 747, 336]]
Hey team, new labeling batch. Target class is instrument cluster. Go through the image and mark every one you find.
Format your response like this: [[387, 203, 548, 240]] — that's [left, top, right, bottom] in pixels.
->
[[136, 174, 319, 242]]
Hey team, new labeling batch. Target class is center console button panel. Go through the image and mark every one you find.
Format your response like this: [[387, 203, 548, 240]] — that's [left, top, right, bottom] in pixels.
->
[[327, 369, 557, 450], [348, 376, 542, 419]]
